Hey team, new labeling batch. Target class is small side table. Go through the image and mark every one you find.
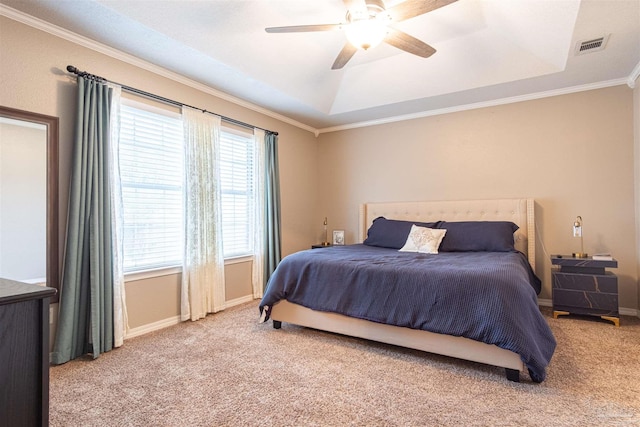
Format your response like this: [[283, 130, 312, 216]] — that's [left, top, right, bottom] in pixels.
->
[[311, 243, 332, 249], [551, 255, 619, 326]]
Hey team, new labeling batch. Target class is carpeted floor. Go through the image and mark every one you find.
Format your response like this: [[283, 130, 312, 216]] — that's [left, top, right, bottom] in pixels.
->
[[50, 302, 640, 426]]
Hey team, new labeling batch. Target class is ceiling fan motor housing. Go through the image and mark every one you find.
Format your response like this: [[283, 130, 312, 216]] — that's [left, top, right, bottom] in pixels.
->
[[366, 0, 386, 14], [349, 0, 386, 22]]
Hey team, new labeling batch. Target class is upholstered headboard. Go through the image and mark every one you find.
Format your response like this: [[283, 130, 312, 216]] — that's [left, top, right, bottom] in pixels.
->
[[358, 199, 535, 270]]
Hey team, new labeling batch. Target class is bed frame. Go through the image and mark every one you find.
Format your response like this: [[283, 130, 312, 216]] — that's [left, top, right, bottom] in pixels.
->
[[271, 199, 536, 382]]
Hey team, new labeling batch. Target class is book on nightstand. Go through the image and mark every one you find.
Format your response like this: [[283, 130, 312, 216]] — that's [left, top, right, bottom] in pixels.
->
[[592, 253, 614, 261]]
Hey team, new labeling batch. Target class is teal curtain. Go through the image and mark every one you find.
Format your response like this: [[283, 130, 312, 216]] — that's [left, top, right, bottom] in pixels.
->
[[264, 132, 281, 282], [51, 76, 115, 364]]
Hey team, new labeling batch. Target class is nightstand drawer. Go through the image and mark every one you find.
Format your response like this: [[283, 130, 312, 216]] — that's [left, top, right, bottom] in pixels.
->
[[552, 289, 618, 315], [552, 271, 617, 293]]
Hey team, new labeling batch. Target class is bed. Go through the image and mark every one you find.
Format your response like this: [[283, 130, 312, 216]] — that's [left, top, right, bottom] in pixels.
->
[[259, 199, 556, 382]]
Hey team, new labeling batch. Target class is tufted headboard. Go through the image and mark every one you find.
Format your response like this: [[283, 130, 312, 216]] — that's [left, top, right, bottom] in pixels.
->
[[358, 199, 536, 270]]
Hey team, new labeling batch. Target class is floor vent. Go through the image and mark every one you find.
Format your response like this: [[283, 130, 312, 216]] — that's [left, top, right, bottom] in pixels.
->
[[575, 35, 609, 55]]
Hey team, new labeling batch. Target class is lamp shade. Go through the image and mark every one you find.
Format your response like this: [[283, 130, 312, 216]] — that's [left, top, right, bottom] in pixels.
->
[[345, 18, 388, 50], [572, 216, 587, 258], [573, 216, 582, 237]]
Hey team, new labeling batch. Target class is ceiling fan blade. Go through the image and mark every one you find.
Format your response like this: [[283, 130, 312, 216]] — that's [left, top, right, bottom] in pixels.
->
[[332, 43, 358, 69], [265, 24, 342, 33], [384, 28, 436, 58], [386, 0, 458, 23]]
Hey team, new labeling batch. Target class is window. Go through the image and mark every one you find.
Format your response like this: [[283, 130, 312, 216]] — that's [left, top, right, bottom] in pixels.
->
[[219, 128, 255, 258], [119, 101, 184, 272], [119, 102, 256, 271]]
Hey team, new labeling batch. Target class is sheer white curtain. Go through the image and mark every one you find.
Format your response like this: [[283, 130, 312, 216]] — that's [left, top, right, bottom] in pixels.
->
[[109, 84, 129, 347], [252, 128, 266, 298], [181, 106, 226, 321]]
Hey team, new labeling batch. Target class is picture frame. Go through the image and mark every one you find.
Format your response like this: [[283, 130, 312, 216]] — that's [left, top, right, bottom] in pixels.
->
[[332, 230, 345, 245]]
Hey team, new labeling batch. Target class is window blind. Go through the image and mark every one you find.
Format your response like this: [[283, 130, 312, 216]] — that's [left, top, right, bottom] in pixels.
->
[[220, 129, 255, 258], [119, 103, 184, 272]]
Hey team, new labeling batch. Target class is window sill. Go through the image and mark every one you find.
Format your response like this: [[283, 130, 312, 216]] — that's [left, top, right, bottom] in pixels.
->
[[124, 256, 254, 282], [224, 255, 254, 265], [124, 266, 182, 282]]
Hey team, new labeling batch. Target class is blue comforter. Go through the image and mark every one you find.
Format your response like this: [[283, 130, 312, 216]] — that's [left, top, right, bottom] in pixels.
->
[[259, 244, 556, 382]]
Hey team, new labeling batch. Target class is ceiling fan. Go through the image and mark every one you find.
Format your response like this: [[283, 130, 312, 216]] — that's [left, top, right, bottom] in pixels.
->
[[265, 0, 458, 70]]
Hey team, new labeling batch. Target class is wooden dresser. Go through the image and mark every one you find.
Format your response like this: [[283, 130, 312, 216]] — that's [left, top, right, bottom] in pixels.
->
[[0, 278, 56, 427]]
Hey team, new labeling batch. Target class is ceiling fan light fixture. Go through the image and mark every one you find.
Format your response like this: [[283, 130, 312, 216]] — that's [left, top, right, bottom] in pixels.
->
[[345, 17, 389, 50], [265, 0, 458, 69]]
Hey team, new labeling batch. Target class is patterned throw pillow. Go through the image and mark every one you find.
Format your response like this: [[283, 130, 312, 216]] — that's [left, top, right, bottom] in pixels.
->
[[398, 225, 447, 254]]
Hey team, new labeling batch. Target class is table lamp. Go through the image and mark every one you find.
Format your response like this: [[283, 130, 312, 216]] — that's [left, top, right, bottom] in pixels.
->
[[321, 217, 331, 246], [572, 216, 587, 258]]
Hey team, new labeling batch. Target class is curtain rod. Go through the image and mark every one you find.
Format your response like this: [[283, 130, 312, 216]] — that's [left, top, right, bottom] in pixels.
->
[[66, 65, 278, 136]]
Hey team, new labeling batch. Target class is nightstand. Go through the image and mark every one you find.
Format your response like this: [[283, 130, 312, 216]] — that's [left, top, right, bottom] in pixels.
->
[[311, 244, 332, 249], [551, 255, 619, 326]]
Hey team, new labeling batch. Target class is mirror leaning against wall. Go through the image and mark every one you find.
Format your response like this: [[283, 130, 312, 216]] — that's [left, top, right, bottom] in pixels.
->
[[0, 106, 59, 301]]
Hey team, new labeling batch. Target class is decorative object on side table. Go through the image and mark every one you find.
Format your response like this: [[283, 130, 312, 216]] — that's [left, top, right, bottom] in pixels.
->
[[332, 230, 345, 245], [551, 255, 619, 326], [592, 253, 613, 261]]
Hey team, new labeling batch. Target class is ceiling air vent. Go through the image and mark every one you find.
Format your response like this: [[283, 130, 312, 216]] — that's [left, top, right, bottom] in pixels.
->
[[575, 35, 609, 55]]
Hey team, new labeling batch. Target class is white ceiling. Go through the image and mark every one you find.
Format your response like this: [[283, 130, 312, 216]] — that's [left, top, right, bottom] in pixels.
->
[[1, 0, 639, 132]]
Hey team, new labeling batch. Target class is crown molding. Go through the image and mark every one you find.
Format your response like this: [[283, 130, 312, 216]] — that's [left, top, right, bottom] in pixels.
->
[[0, 5, 318, 136], [317, 78, 631, 134], [628, 60, 640, 89]]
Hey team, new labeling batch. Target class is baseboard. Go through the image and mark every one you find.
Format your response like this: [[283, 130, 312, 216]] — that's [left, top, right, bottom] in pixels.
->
[[538, 298, 638, 317], [126, 315, 182, 340], [538, 298, 552, 308], [225, 294, 256, 308], [620, 307, 638, 316]]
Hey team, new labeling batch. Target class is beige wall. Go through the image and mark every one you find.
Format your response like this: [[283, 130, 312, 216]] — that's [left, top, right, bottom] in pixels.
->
[[0, 17, 320, 331], [2, 13, 639, 337], [124, 261, 252, 329], [317, 86, 638, 311]]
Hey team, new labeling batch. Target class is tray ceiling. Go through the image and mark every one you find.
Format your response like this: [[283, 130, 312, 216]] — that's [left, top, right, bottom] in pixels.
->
[[1, 0, 639, 132]]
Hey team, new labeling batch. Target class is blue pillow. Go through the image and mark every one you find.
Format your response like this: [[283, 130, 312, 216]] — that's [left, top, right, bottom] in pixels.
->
[[364, 217, 440, 249], [436, 221, 519, 252]]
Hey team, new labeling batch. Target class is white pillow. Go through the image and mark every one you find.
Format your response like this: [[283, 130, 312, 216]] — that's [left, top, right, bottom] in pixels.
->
[[398, 225, 447, 254]]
